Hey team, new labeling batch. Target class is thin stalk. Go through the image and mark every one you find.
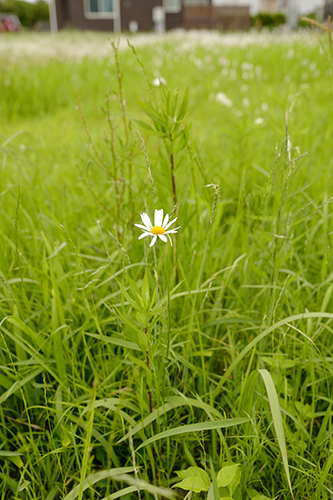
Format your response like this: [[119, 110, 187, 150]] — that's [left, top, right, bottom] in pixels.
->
[[134, 127, 156, 206], [77, 94, 108, 173], [111, 40, 128, 141], [170, 151, 177, 211], [105, 92, 121, 227], [170, 136, 179, 284], [144, 325, 161, 484], [145, 326, 153, 415]]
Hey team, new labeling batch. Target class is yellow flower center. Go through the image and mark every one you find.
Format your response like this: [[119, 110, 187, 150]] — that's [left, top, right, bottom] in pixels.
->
[[151, 226, 165, 235]]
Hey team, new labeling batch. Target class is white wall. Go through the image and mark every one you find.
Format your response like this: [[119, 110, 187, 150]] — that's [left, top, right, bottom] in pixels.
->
[[212, 0, 325, 15], [212, 0, 259, 15], [296, 0, 324, 14]]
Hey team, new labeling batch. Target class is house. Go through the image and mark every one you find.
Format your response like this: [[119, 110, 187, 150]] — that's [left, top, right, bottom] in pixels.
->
[[258, 0, 287, 12], [50, 0, 251, 33]]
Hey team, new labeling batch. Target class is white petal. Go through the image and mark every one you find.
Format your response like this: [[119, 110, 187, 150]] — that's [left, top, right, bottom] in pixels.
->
[[138, 232, 152, 240], [162, 213, 169, 229], [167, 234, 173, 246], [149, 235, 157, 247], [158, 234, 167, 243], [141, 213, 152, 229], [165, 226, 181, 234], [135, 223, 150, 231], [164, 217, 177, 230], [154, 209, 163, 227]]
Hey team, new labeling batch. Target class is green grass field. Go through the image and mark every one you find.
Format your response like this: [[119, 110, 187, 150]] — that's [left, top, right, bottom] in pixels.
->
[[1, 29, 333, 500]]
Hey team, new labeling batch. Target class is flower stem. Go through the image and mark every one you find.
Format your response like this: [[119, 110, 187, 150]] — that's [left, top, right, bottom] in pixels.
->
[[145, 326, 153, 414], [170, 150, 179, 283], [144, 325, 160, 483], [170, 152, 177, 212]]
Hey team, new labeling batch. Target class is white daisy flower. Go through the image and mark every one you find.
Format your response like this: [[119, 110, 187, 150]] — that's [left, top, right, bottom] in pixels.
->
[[135, 209, 180, 247]]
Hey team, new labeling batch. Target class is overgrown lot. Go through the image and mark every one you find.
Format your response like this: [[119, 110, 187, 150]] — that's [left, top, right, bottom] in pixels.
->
[[0, 30, 333, 500]]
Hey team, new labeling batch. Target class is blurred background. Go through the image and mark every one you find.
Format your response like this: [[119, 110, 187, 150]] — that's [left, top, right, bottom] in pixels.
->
[[0, 0, 332, 34]]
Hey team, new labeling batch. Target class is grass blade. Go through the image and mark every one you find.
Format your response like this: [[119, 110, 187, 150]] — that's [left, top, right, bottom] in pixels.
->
[[136, 418, 249, 451], [258, 369, 294, 500]]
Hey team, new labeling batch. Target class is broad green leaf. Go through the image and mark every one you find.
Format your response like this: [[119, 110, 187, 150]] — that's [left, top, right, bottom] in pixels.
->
[[175, 477, 210, 493], [175, 467, 210, 492], [176, 466, 210, 483], [252, 496, 274, 500], [229, 467, 241, 495], [217, 465, 240, 488]]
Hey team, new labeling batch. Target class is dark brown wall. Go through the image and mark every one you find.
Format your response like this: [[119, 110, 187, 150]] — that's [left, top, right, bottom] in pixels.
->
[[183, 5, 250, 30], [55, 0, 164, 32], [55, 0, 250, 32], [183, 5, 211, 29], [166, 11, 183, 30], [55, 0, 68, 29], [215, 6, 250, 30], [55, 0, 114, 30], [121, 0, 163, 32]]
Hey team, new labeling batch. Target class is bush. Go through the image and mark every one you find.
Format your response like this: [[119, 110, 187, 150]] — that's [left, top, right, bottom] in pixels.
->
[[251, 12, 286, 29], [0, 0, 49, 27], [298, 12, 317, 28]]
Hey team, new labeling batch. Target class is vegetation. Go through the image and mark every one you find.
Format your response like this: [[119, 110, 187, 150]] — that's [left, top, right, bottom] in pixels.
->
[[298, 12, 317, 28], [0, 29, 333, 499], [251, 12, 286, 29], [0, 0, 49, 27]]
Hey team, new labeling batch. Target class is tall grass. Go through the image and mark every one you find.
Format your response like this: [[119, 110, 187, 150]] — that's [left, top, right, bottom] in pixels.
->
[[0, 30, 333, 499]]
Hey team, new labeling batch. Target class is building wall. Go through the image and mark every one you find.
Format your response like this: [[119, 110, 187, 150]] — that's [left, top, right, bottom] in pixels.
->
[[55, 0, 164, 31], [55, 0, 250, 31], [213, 0, 259, 15], [55, 0, 114, 29], [166, 11, 183, 30], [183, 5, 250, 29], [259, 0, 287, 13], [121, 0, 163, 32], [55, 0, 68, 29]]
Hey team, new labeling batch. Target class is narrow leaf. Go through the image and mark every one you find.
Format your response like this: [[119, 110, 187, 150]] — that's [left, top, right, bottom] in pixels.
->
[[258, 369, 294, 500]]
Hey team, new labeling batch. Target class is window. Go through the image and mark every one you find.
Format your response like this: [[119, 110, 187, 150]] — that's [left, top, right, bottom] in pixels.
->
[[84, 0, 116, 18], [163, 0, 182, 13], [183, 0, 209, 5]]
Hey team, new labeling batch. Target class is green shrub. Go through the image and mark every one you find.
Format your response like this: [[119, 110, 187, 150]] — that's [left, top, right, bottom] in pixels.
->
[[0, 0, 49, 27], [251, 12, 286, 29], [298, 11, 317, 27]]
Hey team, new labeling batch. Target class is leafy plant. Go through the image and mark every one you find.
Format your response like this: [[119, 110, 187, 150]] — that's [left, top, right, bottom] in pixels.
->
[[174, 464, 273, 500]]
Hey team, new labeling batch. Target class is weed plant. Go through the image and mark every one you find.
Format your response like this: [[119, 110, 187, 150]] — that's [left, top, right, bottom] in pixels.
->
[[0, 30, 333, 500]]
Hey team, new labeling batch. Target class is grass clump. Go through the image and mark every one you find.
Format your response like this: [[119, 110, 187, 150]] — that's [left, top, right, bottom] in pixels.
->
[[0, 30, 333, 499]]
